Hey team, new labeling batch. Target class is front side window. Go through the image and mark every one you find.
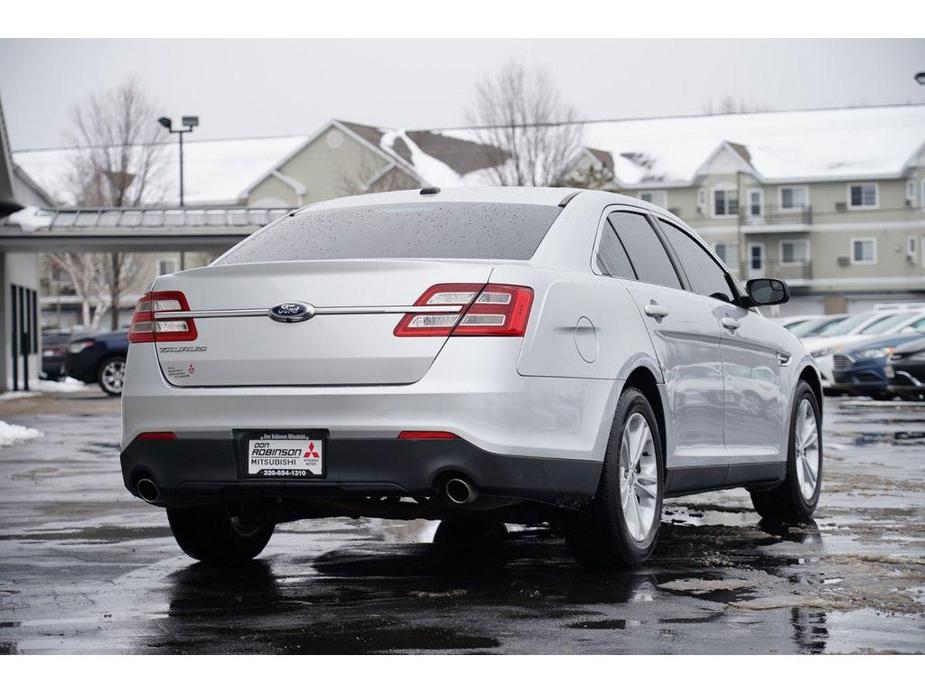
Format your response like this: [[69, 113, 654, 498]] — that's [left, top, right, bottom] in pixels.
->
[[780, 240, 809, 265], [658, 220, 735, 303], [595, 220, 636, 280], [608, 212, 682, 290], [852, 238, 876, 264], [780, 186, 809, 210], [713, 188, 739, 217], [639, 191, 668, 208], [849, 183, 878, 209]]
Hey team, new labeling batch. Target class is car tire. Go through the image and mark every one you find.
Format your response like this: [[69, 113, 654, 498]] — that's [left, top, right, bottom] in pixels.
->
[[564, 387, 664, 569], [97, 355, 126, 396], [750, 381, 822, 523], [166, 504, 275, 565]]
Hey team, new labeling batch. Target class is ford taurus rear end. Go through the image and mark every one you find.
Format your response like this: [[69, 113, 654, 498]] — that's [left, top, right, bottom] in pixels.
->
[[119, 188, 611, 563]]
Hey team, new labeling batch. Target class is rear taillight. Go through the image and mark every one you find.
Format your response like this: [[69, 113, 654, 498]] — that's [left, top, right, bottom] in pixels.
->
[[128, 291, 198, 343], [394, 283, 533, 337]]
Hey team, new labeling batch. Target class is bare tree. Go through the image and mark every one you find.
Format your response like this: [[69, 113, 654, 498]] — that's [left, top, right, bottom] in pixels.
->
[[53, 76, 168, 330], [702, 96, 769, 115], [467, 60, 585, 187]]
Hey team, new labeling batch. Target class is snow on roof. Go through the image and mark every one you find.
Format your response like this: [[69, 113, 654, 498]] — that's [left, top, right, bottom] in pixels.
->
[[436, 104, 925, 186], [11, 105, 925, 206], [12, 134, 307, 206]]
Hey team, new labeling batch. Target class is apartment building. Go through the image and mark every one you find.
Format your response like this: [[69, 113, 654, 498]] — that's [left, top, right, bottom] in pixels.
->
[[14, 104, 925, 317]]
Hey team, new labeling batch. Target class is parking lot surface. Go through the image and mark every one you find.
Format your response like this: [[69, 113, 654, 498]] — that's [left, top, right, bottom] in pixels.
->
[[0, 390, 923, 654]]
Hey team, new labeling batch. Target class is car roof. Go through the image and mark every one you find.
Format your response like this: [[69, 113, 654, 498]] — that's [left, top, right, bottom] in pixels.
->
[[299, 186, 661, 214]]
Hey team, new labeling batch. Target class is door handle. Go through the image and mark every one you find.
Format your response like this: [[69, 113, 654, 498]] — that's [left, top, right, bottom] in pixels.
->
[[721, 317, 740, 331], [644, 302, 669, 318], [777, 351, 792, 366]]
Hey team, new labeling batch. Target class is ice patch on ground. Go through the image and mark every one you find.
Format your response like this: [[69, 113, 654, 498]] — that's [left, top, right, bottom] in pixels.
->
[[0, 420, 43, 447]]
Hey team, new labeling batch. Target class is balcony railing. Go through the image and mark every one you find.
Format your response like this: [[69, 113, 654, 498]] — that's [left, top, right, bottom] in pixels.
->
[[740, 204, 813, 227]]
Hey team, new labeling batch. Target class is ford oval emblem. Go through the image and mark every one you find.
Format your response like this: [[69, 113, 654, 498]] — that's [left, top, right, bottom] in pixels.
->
[[269, 302, 315, 323]]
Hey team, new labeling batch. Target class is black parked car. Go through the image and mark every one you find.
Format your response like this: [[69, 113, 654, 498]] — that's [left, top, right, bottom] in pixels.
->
[[40, 331, 75, 380], [64, 330, 128, 396], [887, 336, 925, 401]]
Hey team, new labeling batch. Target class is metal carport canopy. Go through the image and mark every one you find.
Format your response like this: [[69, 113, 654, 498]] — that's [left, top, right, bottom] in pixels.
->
[[0, 205, 295, 252]]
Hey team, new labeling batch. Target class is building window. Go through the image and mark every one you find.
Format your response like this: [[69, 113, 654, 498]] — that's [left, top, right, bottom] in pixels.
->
[[779, 186, 809, 210], [848, 183, 878, 209], [748, 243, 764, 274], [714, 242, 739, 267], [780, 240, 809, 265], [639, 190, 667, 208], [713, 187, 738, 217], [697, 188, 706, 211], [158, 259, 177, 276], [746, 188, 763, 217], [907, 236, 918, 260], [851, 238, 876, 265], [906, 180, 916, 206]]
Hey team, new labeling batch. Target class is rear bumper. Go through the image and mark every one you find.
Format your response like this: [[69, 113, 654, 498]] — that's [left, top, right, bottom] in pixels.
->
[[120, 435, 602, 509]]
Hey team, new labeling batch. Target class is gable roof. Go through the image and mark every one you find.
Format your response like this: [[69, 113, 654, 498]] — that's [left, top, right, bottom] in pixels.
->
[[10, 104, 925, 206]]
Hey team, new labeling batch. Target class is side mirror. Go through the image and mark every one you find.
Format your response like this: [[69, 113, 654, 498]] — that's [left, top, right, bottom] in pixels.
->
[[745, 277, 790, 306]]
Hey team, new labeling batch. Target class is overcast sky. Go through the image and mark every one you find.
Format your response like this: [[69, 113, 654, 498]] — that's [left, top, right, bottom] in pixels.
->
[[1, 38, 923, 151]]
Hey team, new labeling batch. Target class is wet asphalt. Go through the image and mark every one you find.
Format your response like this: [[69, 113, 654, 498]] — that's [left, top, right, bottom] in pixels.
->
[[0, 390, 923, 654]]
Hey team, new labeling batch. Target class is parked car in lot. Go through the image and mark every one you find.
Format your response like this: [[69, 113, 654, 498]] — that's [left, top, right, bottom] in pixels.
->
[[804, 309, 925, 389], [788, 314, 847, 339], [832, 324, 925, 399], [65, 330, 128, 396], [887, 337, 925, 401], [40, 331, 74, 380], [120, 187, 822, 567]]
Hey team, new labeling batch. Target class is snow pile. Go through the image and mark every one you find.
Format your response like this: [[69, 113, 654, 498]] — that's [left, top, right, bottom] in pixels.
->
[[0, 378, 89, 400], [2, 206, 54, 231], [0, 421, 43, 447]]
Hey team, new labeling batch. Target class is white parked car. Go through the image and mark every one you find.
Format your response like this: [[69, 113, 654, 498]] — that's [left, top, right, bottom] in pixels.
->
[[804, 309, 925, 386], [120, 188, 822, 567]]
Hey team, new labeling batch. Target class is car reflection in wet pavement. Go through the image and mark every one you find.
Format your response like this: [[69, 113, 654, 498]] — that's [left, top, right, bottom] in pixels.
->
[[0, 392, 923, 654]]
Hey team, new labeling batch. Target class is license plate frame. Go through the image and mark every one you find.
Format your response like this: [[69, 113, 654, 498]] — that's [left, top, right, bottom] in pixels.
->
[[238, 430, 327, 480]]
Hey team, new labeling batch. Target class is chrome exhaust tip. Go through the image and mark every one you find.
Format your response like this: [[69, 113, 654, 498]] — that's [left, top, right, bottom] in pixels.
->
[[136, 478, 159, 503], [445, 477, 477, 505]]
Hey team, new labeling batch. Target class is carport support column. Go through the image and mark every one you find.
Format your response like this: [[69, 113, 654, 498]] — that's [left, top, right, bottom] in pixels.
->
[[0, 252, 7, 393]]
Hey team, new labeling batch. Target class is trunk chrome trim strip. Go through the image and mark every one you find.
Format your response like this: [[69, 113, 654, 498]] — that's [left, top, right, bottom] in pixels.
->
[[156, 305, 464, 319]]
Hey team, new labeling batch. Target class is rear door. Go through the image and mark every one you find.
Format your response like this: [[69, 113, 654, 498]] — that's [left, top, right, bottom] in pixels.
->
[[655, 218, 785, 464], [606, 210, 726, 469]]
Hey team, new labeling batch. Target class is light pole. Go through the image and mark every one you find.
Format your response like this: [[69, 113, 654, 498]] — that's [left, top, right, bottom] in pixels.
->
[[157, 115, 199, 207]]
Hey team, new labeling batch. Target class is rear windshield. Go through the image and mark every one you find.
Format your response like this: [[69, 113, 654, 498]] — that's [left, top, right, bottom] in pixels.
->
[[817, 312, 877, 336], [216, 202, 562, 264]]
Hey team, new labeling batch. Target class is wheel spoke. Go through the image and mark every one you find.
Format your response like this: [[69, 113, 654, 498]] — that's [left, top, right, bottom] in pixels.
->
[[802, 425, 818, 450], [802, 455, 816, 488], [635, 475, 658, 499]]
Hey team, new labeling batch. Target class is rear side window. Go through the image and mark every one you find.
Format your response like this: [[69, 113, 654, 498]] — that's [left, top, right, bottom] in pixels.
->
[[216, 203, 562, 264], [608, 212, 682, 290], [595, 220, 637, 279], [657, 219, 736, 303]]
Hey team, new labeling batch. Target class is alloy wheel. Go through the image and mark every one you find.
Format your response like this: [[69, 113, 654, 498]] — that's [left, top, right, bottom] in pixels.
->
[[794, 398, 820, 501], [619, 412, 659, 542]]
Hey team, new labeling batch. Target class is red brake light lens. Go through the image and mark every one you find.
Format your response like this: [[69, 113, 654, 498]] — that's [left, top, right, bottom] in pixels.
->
[[128, 291, 197, 343], [135, 431, 178, 441], [397, 431, 458, 440], [394, 283, 533, 337]]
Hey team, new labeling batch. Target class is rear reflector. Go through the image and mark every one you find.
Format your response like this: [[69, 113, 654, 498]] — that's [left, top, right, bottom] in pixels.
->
[[398, 431, 458, 440], [129, 291, 198, 343], [394, 283, 533, 337], [135, 432, 177, 441]]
